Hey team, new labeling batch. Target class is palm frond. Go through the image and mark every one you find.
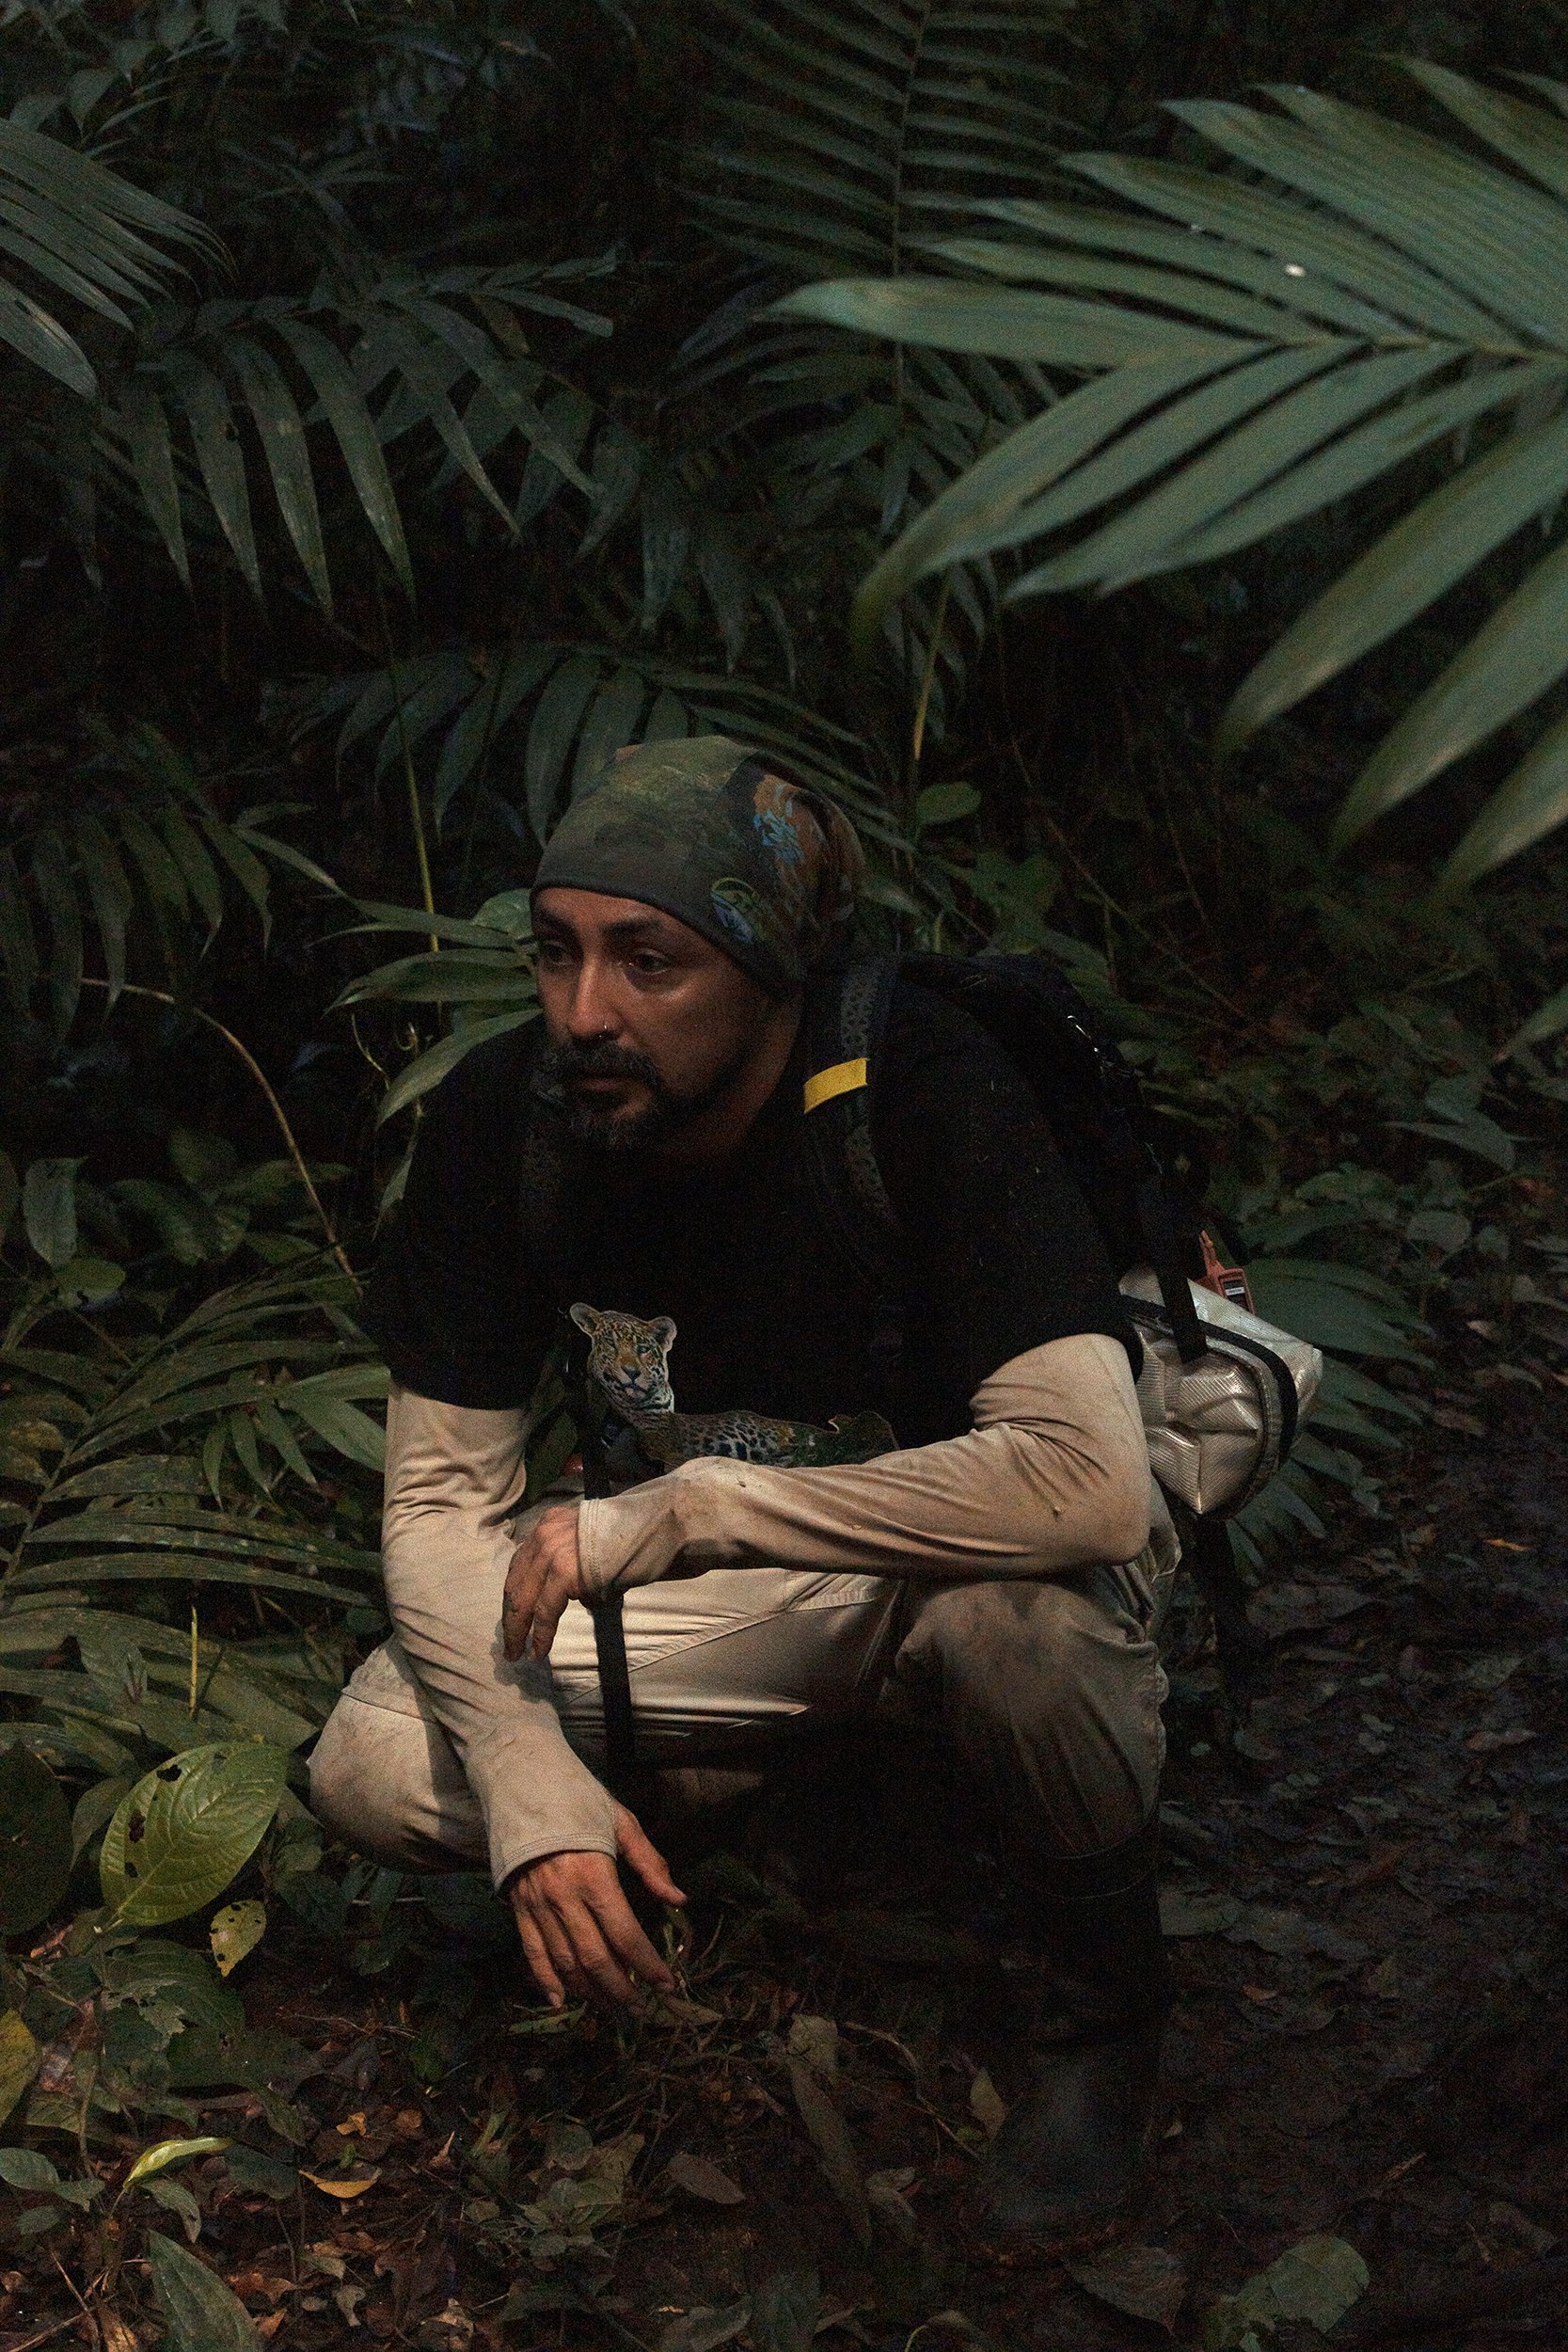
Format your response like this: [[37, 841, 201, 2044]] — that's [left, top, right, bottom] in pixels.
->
[[104, 261, 613, 607], [0, 726, 281, 1042], [309, 644, 897, 846], [0, 1253, 383, 1774], [681, 0, 1076, 750], [0, 119, 209, 397], [783, 65, 1568, 889]]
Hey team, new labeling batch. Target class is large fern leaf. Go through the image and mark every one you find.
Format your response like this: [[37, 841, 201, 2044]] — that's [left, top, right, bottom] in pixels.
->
[[784, 65, 1568, 898]]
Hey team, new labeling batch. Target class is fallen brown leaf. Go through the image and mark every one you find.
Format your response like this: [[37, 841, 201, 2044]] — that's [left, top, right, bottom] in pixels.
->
[[301, 2165, 381, 2200], [666, 2152, 745, 2205]]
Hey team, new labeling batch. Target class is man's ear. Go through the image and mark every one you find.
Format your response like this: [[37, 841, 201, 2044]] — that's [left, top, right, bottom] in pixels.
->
[[651, 1314, 677, 1352], [569, 1302, 601, 1337]]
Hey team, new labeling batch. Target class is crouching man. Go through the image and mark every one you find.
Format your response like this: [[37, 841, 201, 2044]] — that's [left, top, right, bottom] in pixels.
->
[[309, 736, 1176, 2245]]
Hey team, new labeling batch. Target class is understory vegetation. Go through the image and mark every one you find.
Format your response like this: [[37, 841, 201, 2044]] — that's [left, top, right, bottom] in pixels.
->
[[0, 1, 1565, 2345]]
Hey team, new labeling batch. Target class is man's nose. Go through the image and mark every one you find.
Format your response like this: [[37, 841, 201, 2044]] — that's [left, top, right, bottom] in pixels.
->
[[563, 955, 620, 1041]]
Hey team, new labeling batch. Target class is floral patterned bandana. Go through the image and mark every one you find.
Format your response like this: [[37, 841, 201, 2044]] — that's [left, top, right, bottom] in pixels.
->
[[530, 735, 865, 996]]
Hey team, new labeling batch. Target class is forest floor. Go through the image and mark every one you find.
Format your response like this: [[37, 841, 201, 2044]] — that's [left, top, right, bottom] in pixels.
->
[[12, 1332, 1565, 2352]]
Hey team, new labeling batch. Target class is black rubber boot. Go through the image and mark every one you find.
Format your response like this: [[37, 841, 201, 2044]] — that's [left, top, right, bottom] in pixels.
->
[[975, 1814, 1169, 2248]]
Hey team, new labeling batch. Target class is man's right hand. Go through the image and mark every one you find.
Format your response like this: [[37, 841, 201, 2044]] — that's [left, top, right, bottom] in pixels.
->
[[506, 1801, 688, 2010]]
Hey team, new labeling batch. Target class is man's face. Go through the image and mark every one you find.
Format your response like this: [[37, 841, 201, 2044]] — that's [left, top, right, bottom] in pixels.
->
[[532, 886, 778, 1152]]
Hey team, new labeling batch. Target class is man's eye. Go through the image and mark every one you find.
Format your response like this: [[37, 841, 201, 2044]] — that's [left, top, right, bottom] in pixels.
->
[[536, 940, 572, 967], [629, 952, 672, 977]]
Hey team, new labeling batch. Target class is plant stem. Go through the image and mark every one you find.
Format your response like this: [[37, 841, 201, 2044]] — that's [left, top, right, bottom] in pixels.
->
[[376, 586, 441, 955], [78, 980, 356, 1285], [910, 573, 951, 773]]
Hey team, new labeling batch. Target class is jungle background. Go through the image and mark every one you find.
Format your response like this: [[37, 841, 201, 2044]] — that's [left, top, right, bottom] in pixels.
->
[[0, 1, 1566, 2347]]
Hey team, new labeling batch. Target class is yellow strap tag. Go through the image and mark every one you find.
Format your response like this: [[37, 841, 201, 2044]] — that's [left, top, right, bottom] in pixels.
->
[[802, 1057, 868, 1115]]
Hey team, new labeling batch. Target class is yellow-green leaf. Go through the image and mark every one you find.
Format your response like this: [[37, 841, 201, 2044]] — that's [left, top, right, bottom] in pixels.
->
[[210, 1898, 266, 1978], [124, 2137, 230, 2190], [0, 2011, 40, 2130]]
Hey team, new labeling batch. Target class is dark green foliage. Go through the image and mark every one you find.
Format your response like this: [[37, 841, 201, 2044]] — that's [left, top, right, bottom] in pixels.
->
[[0, 2, 1561, 2334]]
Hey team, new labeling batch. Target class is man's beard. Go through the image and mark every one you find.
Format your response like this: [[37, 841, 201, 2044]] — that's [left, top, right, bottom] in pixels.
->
[[536, 1036, 750, 1154]]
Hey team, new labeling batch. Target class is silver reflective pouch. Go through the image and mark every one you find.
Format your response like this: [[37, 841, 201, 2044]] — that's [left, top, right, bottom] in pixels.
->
[[1118, 1270, 1323, 1518]]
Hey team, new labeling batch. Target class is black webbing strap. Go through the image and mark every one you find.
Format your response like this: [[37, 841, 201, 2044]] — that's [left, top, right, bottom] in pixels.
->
[[1136, 1174, 1207, 1366], [562, 1323, 642, 1796], [590, 1592, 639, 1789]]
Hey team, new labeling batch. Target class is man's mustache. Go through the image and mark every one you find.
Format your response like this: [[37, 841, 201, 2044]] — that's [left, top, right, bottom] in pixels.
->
[[540, 1039, 663, 1091]]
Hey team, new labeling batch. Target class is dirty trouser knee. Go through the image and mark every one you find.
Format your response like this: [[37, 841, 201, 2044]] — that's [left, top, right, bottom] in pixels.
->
[[309, 1565, 901, 1872], [892, 1554, 1171, 1858], [309, 1638, 488, 1871]]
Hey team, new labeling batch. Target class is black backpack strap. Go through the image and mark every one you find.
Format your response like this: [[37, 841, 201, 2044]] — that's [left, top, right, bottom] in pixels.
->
[[800, 957, 902, 1281], [560, 1307, 646, 1801]]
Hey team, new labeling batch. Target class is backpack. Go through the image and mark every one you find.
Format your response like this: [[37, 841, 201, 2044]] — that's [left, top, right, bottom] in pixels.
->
[[564, 949, 1323, 1784], [799, 953, 1323, 1665]]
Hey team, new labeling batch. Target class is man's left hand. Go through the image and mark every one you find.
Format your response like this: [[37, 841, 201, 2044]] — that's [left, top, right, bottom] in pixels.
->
[[502, 1504, 589, 1661]]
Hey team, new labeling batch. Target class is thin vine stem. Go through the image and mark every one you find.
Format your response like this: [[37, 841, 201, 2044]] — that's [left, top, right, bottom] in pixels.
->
[[79, 980, 356, 1285], [375, 584, 441, 956]]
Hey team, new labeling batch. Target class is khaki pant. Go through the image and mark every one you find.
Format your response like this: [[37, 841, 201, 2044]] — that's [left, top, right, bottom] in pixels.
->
[[309, 1542, 1172, 1872]]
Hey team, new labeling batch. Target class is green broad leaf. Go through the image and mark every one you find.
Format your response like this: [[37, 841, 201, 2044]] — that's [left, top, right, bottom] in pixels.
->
[[101, 1744, 289, 1927], [1259, 87, 1568, 346], [277, 1387, 385, 1472], [124, 2136, 230, 2189], [1009, 344, 1357, 597], [1225, 410, 1568, 767], [72, 814, 135, 1004], [272, 318, 413, 596], [22, 1155, 81, 1268], [747, 2269, 821, 2352], [1406, 61, 1568, 201], [0, 1151, 16, 1248], [773, 277, 1251, 368], [1439, 690, 1568, 894], [221, 2145, 297, 2199], [147, 2174, 202, 2240], [913, 782, 981, 832], [1246, 1262, 1428, 1361], [117, 373, 190, 589], [1334, 532, 1568, 846], [52, 1257, 126, 1308], [224, 338, 331, 612], [210, 1899, 266, 1978], [1205, 2234, 1369, 2350], [0, 2146, 61, 2192], [850, 356, 1225, 644], [372, 315, 515, 532], [375, 1010, 533, 1124], [1164, 99, 1531, 342], [1506, 975, 1568, 1053], [30, 828, 82, 1039], [432, 644, 555, 824], [148, 2232, 261, 2352], [0, 279, 94, 395], [167, 355, 261, 601], [0, 1742, 71, 1932], [527, 652, 602, 837], [0, 2013, 40, 2130]]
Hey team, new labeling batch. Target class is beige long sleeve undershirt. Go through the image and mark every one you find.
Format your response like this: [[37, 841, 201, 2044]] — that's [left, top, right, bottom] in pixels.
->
[[577, 1332, 1151, 1597], [381, 1329, 1150, 1885], [381, 1386, 620, 1882]]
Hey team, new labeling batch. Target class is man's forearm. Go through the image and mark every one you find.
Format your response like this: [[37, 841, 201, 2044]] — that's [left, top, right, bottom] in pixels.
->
[[576, 1331, 1151, 1597], [383, 1384, 618, 1882]]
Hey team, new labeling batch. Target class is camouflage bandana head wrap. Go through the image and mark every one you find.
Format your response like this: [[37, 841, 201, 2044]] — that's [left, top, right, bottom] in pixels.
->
[[531, 735, 864, 996]]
